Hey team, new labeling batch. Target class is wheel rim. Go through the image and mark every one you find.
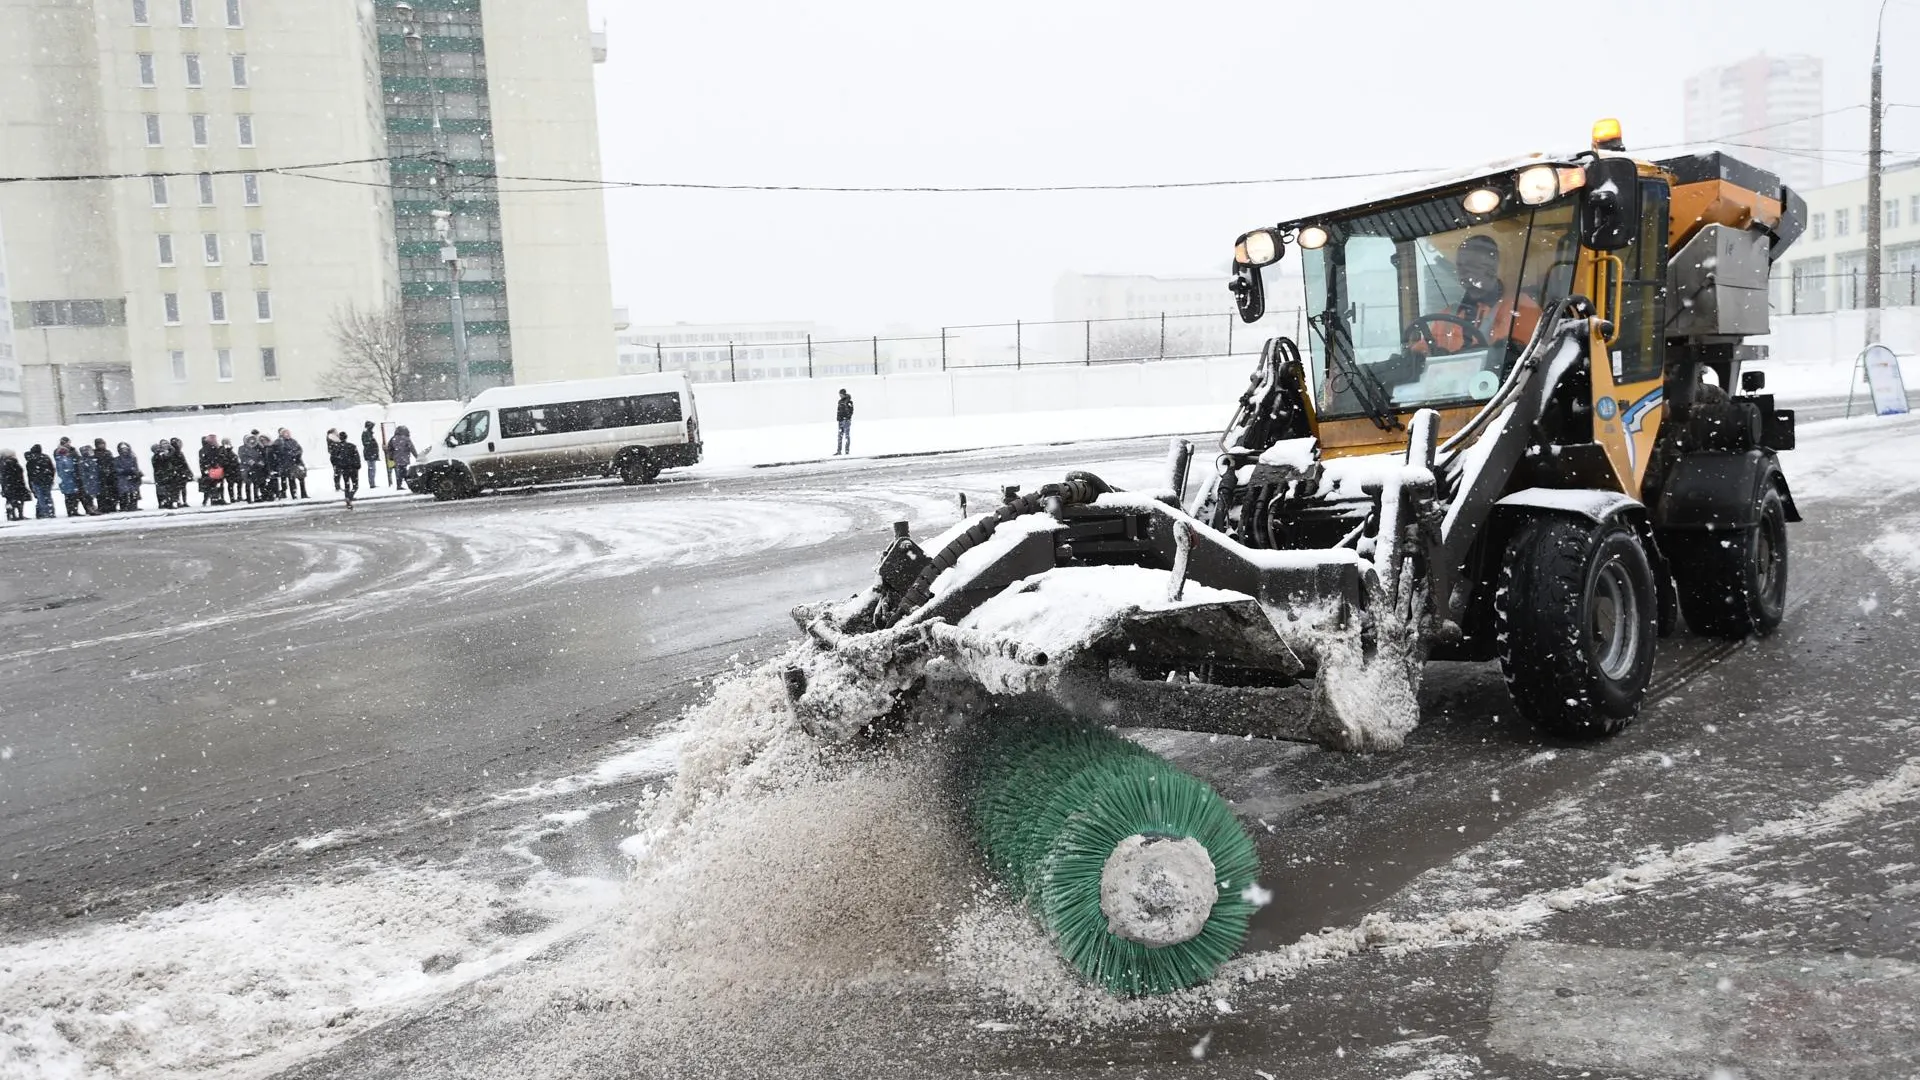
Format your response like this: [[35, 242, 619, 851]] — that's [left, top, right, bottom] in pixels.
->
[[1591, 557, 1642, 682]]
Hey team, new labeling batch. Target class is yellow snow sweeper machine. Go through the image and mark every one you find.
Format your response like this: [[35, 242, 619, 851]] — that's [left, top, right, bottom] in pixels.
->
[[780, 121, 1805, 995]]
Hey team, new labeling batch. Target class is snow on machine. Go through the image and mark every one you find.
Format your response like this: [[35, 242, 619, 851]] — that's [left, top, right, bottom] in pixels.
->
[[782, 121, 1806, 994]]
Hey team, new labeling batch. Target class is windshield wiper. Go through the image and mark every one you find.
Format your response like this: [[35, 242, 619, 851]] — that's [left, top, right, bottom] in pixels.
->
[[1310, 309, 1401, 432]]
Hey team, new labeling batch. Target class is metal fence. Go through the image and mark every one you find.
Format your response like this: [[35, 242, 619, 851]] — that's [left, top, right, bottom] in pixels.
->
[[616, 309, 1307, 383], [1784, 270, 1920, 315]]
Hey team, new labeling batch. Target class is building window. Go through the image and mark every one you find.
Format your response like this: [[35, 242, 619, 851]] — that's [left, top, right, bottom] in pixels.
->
[[254, 290, 271, 321], [1890, 199, 1902, 231], [225, 0, 241, 27], [133, 0, 149, 24], [170, 350, 187, 381], [1810, 212, 1826, 241], [209, 291, 227, 323], [157, 233, 174, 265], [191, 113, 208, 146], [1836, 208, 1850, 237], [144, 114, 162, 146], [236, 114, 254, 147], [230, 53, 247, 87], [178, 0, 193, 26], [248, 231, 265, 264], [197, 172, 215, 205], [184, 53, 202, 88], [150, 175, 169, 206], [1861, 205, 1871, 230], [216, 348, 233, 381], [260, 346, 278, 379], [202, 232, 220, 264], [242, 173, 259, 205], [163, 292, 181, 324], [137, 53, 156, 86], [1912, 196, 1920, 229]]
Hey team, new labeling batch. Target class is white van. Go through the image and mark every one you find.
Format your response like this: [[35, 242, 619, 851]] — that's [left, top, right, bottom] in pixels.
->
[[407, 372, 701, 500]]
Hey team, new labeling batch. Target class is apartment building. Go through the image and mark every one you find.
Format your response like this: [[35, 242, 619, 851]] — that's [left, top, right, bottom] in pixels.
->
[[0, 0, 615, 424], [1683, 54, 1825, 194]]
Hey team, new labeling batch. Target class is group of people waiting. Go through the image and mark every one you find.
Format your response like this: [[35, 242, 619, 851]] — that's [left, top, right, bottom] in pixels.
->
[[0, 421, 419, 522]]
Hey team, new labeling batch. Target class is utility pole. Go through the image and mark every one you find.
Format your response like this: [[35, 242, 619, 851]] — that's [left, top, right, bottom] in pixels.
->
[[401, 2, 470, 401], [1869, 0, 1891, 346]]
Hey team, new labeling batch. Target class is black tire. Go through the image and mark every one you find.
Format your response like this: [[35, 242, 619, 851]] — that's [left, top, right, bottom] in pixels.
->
[[1669, 485, 1788, 640], [617, 450, 659, 485], [432, 471, 468, 502], [1497, 515, 1658, 738]]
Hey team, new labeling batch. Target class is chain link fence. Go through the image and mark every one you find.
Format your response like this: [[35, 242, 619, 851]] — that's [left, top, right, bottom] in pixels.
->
[[616, 310, 1306, 383]]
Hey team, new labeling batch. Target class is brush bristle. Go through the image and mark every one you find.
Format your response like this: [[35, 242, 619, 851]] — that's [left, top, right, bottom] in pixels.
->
[[967, 720, 1260, 996]]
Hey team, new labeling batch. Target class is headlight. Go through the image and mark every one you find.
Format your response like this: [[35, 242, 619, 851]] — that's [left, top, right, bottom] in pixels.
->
[[1234, 228, 1282, 267], [1516, 165, 1559, 206], [1296, 225, 1329, 250], [1462, 187, 1503, 215]]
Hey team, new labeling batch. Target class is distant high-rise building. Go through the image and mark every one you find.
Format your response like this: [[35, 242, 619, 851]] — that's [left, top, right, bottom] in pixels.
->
[[0, 0, 616, 424], [1684, 54, 1824, 193]]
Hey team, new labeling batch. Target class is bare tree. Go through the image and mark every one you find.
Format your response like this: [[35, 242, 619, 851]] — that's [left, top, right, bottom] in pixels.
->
[[322, 300, 419, 404]]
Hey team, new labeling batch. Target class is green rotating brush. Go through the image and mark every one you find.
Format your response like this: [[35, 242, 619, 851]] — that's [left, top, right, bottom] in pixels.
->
[[965, 720, 1261, 996]]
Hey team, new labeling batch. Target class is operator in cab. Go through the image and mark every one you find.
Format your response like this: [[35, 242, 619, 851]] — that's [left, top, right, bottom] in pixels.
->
[[1408, 234, 1541, 356]]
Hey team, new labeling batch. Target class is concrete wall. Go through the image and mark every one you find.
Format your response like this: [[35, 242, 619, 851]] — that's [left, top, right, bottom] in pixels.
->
[[692, 355, 1256, 431], [1753, 309, 1920, 364]]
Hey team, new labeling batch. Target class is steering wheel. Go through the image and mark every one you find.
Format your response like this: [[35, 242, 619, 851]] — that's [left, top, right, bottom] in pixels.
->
[[1403, 313, 1490, 356]]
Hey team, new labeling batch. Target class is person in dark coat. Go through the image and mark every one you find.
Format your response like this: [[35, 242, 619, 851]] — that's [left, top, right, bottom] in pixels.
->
[[0, 450, 28, 521], [387, 425, 418, 489], [239, 434, 268, 501], [197, 434, 227, 506], [150, 442, 172, 508], [54, 442, 82, 517], [272, 428, 307, 499], [328, 431, 362, 507], [217, 438, 241, 503], [113, 443, 144, 511], [835, 389, 854, 455], [76, 445, 103, 514], [24, 444, 56, 519], [163, 437, 193, 507], [360, 422, 381, 488], [89, 439, 114, 513]]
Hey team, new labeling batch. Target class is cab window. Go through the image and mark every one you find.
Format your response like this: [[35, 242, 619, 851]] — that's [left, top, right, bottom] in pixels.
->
[[448, 410, 490, 446]]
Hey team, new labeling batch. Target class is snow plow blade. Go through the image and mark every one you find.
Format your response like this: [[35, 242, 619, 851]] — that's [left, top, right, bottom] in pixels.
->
[[781, 471, 1426, 752]]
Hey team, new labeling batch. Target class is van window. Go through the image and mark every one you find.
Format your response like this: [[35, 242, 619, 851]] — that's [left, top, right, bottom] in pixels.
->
[[498, 393, 683, 439], [448, 410, 490, 446]]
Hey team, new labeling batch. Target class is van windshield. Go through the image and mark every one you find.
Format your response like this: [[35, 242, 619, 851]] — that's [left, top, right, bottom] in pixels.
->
[[448, 410, 490, 446]]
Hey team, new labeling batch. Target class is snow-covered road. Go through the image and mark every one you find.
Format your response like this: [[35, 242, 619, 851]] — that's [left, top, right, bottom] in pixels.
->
[[2, 421, 1917, 1079]]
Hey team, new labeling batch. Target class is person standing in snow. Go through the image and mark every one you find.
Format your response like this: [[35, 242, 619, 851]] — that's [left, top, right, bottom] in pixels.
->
[[54, 442, 82, 517], [198, 434, 227, 506], [239, 434, 267, 501], [386, 425, 418, 491], [328, 430, 362, 508], [272, 428, 307, 499], [0, 450, 29, 521], [163, 437, 193, 508], [77, 445, 105, 515], [89, 439, 115, 513], [24, 444, 56, 519], [835, 389, 854, 456], [113, 443, 144, 511], [361, 422, 381, 489], [218, 438, 241, 503], [149, 442, 172, 508]]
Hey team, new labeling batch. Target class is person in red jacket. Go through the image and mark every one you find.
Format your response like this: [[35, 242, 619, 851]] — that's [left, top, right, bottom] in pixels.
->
[[1409, 234, 1540, 356]]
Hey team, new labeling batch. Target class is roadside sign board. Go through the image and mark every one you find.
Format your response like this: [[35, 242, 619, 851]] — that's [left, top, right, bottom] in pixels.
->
[[1862, 344, 1910, 416]]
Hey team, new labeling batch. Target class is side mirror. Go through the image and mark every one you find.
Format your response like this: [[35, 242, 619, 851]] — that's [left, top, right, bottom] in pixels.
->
[[1580, 157, 1641, 251], [1229, 265, 1266, 324], [1234, 229, 1284, 268]]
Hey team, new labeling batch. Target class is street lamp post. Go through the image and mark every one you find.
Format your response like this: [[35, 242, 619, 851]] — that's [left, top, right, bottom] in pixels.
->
[[1868, 0, 1891, 346], [398, 2, 470, 402]]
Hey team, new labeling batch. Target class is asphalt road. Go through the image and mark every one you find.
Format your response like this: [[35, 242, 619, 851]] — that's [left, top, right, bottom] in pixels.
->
[[2, 415, 1917, 1080]]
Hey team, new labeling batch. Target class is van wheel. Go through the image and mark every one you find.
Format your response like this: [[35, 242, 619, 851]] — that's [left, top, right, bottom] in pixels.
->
[[433, 472, 468, 502], [1669, 485, 1789, 639], [1497, 515, 1657, 738], [618, 451, 660, 485]]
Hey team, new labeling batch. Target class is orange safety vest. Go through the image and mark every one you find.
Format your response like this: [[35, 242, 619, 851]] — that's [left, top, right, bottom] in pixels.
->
[[1411, 291, 1542, 355]]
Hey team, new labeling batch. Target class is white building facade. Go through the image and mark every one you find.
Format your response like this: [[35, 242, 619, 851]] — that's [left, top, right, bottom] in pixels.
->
[[0, 213, 21, 423], [0, 0, 615, 425], [1683, 54, 1825, 195], [1770, 160, 1920, 315]]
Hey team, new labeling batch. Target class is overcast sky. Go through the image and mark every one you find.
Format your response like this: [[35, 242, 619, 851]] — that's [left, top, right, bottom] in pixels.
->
[[584, 0, 1920, 332]]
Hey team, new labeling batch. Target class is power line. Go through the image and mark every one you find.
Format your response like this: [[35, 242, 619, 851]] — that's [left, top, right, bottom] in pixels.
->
[[0, 156, 397, 184]]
